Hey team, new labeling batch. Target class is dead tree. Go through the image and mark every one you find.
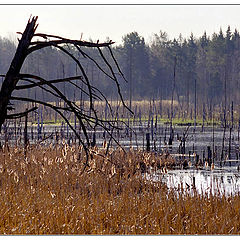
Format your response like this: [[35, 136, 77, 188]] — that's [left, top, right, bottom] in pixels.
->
[[0, 16, 131, 162]]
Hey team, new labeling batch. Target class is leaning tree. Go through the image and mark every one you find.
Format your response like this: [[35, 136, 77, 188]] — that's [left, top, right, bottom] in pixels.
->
[[0, 16, 131, 158]]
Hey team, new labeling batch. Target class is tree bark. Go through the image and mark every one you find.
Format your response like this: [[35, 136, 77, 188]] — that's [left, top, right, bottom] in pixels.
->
[[0, 16, 38, 131]]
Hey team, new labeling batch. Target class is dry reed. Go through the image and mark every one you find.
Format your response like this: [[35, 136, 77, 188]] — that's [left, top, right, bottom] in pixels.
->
[[0, 144, 240, 234]]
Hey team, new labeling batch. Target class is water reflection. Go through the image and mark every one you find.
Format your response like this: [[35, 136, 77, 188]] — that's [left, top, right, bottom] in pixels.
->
[[148, 167, 240, 196]]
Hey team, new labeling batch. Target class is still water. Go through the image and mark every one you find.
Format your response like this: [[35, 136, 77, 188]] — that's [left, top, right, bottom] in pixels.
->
[[147, 166, 240, 196]]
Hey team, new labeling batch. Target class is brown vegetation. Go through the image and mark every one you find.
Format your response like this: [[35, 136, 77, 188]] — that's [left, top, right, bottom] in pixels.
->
[[0, 144, 240, 234]]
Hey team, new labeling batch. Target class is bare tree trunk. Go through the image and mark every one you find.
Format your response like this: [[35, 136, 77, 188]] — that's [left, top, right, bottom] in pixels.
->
[[169, 57, 176, 145], [0, 16, 38, 131], [129, 47, 133, 110], [0, 16, 131, 168]]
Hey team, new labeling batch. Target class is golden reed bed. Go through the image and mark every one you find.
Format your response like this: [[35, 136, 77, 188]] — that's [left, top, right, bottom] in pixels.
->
[[0, 144, 239, 234]]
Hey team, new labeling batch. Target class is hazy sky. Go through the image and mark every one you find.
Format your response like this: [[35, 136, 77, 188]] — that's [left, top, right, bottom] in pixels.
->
[[1, 4, 240, 45]]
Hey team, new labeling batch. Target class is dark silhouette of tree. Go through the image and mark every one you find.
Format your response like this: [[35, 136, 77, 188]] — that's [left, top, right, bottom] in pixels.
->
[[0, 16, 131, 163]]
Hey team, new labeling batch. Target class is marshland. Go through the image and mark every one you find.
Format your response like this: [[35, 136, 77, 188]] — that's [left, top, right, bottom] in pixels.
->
[[1, 15, 240, 235], [1, 99, 240, 234]]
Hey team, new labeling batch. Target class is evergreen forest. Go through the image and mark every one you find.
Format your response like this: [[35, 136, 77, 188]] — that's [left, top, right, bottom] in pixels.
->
[[0, 26, 239, 115]]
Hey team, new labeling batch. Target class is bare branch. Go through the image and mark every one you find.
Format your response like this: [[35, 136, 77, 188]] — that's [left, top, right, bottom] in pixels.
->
[[10, 96, 87, 148], [107, 46, 127, 82], [6, 106, 38, 119], [53, 45, 94, 111], [69, 80, 102, 101], [74, 44, 116, 81], [27, 38, 114, 55], [17, 73, 90, 145], [97, 47, 133, 114], [16, 75, 83, 90], [0, 16, 132, 172], [52, 44, 100, 131], [17, 77, 63, 100]]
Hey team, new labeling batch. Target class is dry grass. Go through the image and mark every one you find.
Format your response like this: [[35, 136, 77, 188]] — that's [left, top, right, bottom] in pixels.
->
[[14, 99, 179, 122], [0, 144, 240, 234]]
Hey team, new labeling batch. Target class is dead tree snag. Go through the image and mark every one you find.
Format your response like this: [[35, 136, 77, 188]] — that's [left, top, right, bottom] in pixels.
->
[[0, 16, 131, 165]]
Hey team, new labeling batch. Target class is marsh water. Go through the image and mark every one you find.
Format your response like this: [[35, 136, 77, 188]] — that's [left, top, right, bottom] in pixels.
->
[[2, 121, 240, 195], [146, 167, 240, 196]]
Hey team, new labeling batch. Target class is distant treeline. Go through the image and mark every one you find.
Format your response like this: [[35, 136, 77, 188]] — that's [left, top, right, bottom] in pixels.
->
[[0, 26, 240, 113]]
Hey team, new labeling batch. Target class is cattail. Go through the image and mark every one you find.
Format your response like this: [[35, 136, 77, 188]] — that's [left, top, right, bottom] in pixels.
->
[[211, 163, 214, 171], [13, 172, 19, 183], [50, 191, 56, 198], [103, 140, 107, 149], [205, 161, 208, 168]]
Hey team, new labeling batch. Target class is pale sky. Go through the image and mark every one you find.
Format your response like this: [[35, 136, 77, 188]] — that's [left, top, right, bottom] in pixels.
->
[[1, 4, 240, 45]]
